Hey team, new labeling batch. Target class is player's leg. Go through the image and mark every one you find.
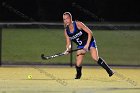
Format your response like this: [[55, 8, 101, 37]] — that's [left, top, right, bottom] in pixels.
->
[[75, 50, 86, 79], [90, 47, 114, 77]]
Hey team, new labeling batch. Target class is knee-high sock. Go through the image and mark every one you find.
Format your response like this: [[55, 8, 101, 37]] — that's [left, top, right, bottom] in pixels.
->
[[97, 58, 113, 75], [75, 66, 82, 75]]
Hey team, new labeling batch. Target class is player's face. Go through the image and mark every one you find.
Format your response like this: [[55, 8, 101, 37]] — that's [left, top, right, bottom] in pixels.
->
[[63, 14, 72, 26]]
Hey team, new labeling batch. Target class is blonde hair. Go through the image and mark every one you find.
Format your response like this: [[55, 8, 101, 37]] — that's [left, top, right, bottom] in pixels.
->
[[63, 12, 72, 28]]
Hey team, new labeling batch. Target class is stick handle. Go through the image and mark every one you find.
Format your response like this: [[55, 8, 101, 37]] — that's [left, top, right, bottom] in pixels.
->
[[41, 48, 83, 60]]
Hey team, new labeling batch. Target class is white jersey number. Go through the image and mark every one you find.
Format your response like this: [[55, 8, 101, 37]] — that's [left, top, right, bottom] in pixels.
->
[[76, 38, 82, 45]]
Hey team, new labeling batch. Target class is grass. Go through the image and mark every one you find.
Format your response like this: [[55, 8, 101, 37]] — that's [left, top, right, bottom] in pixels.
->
[[0, 66, 140, 93], [2, 28, 140, 65]]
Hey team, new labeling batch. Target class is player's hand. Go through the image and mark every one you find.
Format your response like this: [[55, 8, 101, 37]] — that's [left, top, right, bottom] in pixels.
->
[[63, 45, 71, 55], [83, 44, 89, 52], [63, 48, 70, 55]]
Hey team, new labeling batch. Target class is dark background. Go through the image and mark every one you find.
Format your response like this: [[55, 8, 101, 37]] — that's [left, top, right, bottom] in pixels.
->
[[1, 0, 140, 22]]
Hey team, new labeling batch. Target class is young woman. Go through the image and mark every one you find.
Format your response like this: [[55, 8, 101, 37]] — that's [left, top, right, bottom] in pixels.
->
[[63, 12, 114, 79]]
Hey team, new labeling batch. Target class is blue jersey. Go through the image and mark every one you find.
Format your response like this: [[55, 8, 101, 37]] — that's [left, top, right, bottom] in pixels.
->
[[66, 21, 94, 47]]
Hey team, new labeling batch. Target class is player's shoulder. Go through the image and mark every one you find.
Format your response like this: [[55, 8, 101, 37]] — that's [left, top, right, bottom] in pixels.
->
[[75, 21, 85, 28], [75, 21, 83, 25]]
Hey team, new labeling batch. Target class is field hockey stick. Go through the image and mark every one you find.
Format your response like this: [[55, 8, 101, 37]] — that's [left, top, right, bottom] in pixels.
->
[[41, 48, 82, 60]]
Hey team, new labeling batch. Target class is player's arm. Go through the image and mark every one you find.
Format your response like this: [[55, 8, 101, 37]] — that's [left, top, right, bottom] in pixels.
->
[[64, 29, 71, 48], [77, 21, 93, 50], [64, 29, 71, 54]]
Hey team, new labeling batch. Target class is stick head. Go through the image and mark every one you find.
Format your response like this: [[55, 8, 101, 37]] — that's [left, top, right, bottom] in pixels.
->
[[41, 54, 46, 60], [41, 54, 51, 60]]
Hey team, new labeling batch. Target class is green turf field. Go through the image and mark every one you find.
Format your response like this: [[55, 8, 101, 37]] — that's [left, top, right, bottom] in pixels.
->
[[2, 29, 140, 65], [0, 66, 140, 93]]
